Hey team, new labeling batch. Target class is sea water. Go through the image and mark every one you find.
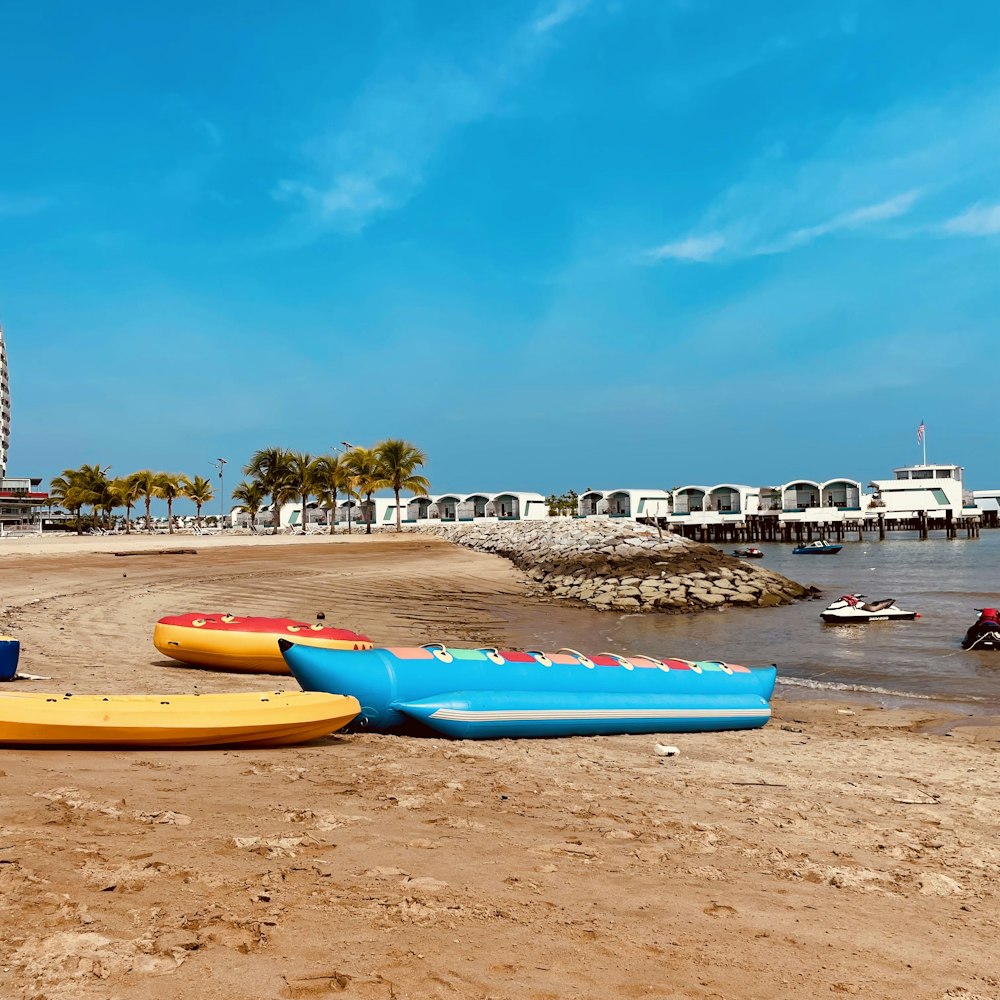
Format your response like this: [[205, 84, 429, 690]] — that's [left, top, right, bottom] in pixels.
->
[[505, 530, 1000, 714]]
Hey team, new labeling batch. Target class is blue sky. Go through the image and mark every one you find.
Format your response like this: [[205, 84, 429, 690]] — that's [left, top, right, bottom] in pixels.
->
[[2, 0, 999, 503]]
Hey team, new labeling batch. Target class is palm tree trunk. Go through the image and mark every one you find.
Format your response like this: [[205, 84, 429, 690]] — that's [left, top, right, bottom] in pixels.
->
[[271, 490, 279, 534], [365, 493, 373, 534], [328, 491, 337, 535], [301, 492, 308, 533], [395, 486, 402, 532], [145, 498, 152, 531], [167, 500, 174, 534]]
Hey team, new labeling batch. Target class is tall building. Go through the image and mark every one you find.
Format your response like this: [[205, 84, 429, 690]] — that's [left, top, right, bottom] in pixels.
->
[[0, 322, 48, 532], [0, 322, 10, 478]]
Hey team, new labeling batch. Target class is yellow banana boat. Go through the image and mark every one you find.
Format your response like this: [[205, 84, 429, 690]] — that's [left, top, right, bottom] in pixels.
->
[[154, 613, 373, 675], [0, 690, 360, 747]]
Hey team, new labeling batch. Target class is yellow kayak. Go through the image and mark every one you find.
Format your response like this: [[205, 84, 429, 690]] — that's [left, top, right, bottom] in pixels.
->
[[154, 613, 373, 675], [0, 690, 360, 747]]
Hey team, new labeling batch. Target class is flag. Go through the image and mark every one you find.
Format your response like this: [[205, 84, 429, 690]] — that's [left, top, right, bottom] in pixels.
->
[[917, 421, 925, 444]]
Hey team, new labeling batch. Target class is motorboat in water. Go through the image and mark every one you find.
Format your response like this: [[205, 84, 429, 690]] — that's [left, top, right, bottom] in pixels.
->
[[793, 540, 843, 555], [733, 547, 764, 559], [961, 608, 1000, 650], [821, 594, 918, 623]]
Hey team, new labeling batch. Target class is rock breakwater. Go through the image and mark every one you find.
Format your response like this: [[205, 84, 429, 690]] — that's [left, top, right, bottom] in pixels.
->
[[416, 519, 811, 613]]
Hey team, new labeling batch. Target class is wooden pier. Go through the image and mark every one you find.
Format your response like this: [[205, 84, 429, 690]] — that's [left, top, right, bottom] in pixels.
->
[[645, 511, 983, 544]]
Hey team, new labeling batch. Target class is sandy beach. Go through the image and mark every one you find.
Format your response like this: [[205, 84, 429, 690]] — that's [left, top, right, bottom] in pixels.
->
[[1, 532, 998, 1000]]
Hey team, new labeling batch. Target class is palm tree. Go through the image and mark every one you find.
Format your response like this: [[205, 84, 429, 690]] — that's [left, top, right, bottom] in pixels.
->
[[47, 469, 91, 535], [244, 447, 293, 535], [285, 451, 316, 534], [119, 474, 145, 533], [376, 439, 429, 532], [182, 474, 215, 529], [132, 469, 159, 531], [75, 463, 112, 531], [155, 473, 184, 534], [312, 454, 346, 535], [342, 472, 359, 534], [232, 479, 266, 531], [101, 479, 127, 531], [341, 446, 386, 535]]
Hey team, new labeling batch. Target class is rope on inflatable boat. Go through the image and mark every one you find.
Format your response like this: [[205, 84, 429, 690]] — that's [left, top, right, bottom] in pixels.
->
[[556, 647, 595, 669]]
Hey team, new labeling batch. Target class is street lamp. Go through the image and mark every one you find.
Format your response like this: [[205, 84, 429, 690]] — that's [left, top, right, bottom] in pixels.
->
[[213, 458, 227, 528], [335, 443, 357, 533]]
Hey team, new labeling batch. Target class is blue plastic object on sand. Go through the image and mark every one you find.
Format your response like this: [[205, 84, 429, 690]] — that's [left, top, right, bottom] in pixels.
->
[[0, 635, 20, 681]]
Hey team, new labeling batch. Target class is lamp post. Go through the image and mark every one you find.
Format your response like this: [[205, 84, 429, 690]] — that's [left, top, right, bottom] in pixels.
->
[[213, 458, 227, 529], [337, 443, 357, 533]]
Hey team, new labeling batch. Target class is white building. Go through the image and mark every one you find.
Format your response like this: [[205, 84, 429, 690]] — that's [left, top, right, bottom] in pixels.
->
[[577, 488, 672, 519], [1, 323, 10, 478], [777, 478, 864, 522], [868, 464, 968, 520], [398, 491, 549, 523], [972, 489, 1000, 520], [668, 484, 760, 525]]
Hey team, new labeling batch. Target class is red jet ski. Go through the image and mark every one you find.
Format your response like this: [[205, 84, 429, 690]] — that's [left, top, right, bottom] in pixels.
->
[[961, 608, 1000, 650]]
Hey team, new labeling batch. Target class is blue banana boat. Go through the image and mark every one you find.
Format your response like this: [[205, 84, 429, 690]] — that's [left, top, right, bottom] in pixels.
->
[[278, 641, 777, 740]]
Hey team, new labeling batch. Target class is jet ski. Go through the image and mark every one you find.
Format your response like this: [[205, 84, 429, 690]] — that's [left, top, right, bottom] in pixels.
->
[[821, 594, 918, 623], [961, 608, 1000, 650], [733, 547, 764, 558]]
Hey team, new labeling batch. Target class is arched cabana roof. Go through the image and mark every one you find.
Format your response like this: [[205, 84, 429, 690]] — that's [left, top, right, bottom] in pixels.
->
[[819, 478, 862, 510], [463, 493, 490, 502], [485, 491, 548, 520], [488, 491, 546, 502], [782, 480, 822, 511], [673, 485, 708, 496], [671, 486, 708, 514], [707, 484, 748, 513]]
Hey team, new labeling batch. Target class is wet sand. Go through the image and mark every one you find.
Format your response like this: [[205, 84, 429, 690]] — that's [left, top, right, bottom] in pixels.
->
[[1, 533, 999, 1000]]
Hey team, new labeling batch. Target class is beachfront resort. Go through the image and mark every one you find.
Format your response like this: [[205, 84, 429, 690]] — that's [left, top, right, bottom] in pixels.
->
[[1, 321, 996, 539]]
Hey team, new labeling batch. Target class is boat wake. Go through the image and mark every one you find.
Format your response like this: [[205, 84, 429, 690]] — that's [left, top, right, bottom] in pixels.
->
[[777, 675, 988, 703]]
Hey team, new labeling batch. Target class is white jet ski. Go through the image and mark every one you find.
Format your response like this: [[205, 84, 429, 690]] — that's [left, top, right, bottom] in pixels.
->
[[821, 594, 919, 624]]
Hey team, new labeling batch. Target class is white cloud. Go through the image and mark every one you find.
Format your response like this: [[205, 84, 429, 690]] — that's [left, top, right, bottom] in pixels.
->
[[648, 233, 726, 262], [648, 191, 920, 264], [757, 189, 922, 254], [941, 202, 1000, 236], [648, 81, 1000, 265], [533, 0, 590, 34], [276, 6, 593, 235]]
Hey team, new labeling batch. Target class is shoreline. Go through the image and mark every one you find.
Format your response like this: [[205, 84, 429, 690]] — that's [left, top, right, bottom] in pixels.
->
[[0, 528, 993, 720], [1, 534, 999, 999]]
